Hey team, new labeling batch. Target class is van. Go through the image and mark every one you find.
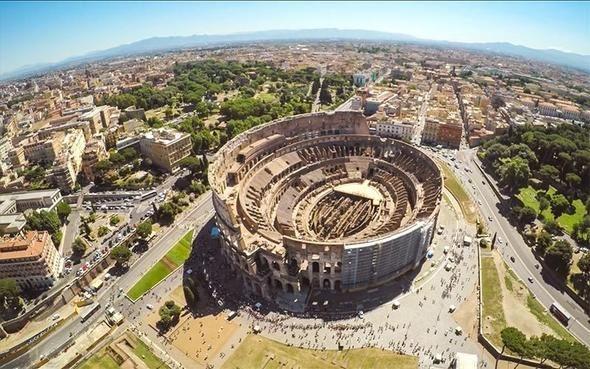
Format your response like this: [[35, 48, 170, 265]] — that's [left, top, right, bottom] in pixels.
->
[[227, 310, 238, 320]]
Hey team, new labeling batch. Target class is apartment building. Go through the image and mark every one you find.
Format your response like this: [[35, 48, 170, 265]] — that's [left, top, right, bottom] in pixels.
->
[[79, 106, 112, 134], [52, 129, 86, 191], [22, 134, 64, 164], [375, 120, 416, 141], [0, 231, 63, 289], [81, 139, 108, 181], [0, 188, 62, 213], [139, 128, 192, 173]]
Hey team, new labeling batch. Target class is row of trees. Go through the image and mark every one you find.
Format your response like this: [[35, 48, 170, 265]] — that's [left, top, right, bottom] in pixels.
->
[[25, 206, 68, 245], [500, 327, 590, 368], [481, 124, 590, 197], [0, 278, 22, 317]]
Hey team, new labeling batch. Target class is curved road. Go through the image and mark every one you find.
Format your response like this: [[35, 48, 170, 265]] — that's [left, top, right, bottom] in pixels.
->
[[449, 148, 590, 346]]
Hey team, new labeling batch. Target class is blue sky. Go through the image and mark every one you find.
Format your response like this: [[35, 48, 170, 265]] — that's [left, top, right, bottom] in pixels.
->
[[0, 1, 589, 74]]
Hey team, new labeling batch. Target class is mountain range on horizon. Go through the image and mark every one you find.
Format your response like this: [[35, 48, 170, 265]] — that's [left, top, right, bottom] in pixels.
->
[[3, 28, 590, 81]]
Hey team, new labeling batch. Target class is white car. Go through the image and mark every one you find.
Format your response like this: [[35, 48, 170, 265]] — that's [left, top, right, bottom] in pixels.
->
[[146, 304, 153, 310]]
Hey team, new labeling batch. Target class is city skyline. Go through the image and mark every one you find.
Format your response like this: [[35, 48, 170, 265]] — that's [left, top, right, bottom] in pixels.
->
[[1, 1, 589, 75]]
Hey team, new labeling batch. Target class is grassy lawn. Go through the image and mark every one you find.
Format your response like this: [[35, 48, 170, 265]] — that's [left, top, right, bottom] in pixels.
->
[[131, 336, 169, 368], [526, 294, 576, 342], [221, 335, 417, 369], [481, 256, 506, 347], [127, 230, 193, 300], [78, 334, 170, 369], [165, 231, 193, 265], [516, 186, 587, 235], [78, 351, 120, 369], [127, 262, 173, 300], [438, 161, 477, 223]]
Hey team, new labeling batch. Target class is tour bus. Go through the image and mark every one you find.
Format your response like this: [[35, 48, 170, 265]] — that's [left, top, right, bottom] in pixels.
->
[[140, 190, 157, 201], [549, 302, 572, 325], [80, 303, 101, 322]]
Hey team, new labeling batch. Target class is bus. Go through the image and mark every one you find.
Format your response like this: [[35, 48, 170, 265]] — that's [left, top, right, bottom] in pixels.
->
[[549, 302, 571, 325], [80, 303, 101, 322], [140, 190, 157, 201]]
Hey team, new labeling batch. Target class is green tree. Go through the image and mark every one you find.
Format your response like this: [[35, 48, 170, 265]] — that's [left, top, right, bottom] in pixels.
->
[[536, 231, 553, 256], [514, 206, 536, 224], [111, 245, 132, 266], [120, 147, 139, 162], [97, 226, 109, 237], [136, 220, 152, 239], [484, 143, 509, 163], [543, 218, 561, 235], [538, 164, 560, 182], [72, 237, 87, 257], [178, 156, 203, 173], [158, 300, 182, 329], [539, 196, 550, 213], [550, 194, 570, 217], [498, 157, 530, 190], [545, 239, 573, 274], [56, 202, 71, 223], [26, 210, 62, 244], [500, 327, 529, 366], [319, 85, 332, 105], [109, 214, 121, 226], [578, 253, 590, 277], [157, 202, 178, 224], [0, 278, 21, 308]]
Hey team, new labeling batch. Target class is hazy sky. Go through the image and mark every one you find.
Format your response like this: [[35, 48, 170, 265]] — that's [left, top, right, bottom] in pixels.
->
[[1, 1, 589, 74]]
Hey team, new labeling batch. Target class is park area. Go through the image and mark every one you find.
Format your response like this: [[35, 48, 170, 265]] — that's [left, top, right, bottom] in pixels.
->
[[438, 160, 477, 223], [221, 335, 417, 369], [127, 230, 194, 300], [480, 250, 576, 350], [516, 185, 588, 235], [78, 332, 169, 369]]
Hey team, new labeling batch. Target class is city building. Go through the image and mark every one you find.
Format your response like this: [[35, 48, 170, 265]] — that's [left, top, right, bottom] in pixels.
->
[[22, 134, 64, 164], [0, 188, 62, 213], [81, 138, 108, 181], [0, 231, 63, 289], [374, 120, 416, 141], [139, 128, 192, 172], [79, 106, 112, 134], [51, 129, 86, 191]]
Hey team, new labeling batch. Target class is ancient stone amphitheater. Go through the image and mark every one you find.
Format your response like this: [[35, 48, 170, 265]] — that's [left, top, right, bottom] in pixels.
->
[[209, 111, 442, 302]]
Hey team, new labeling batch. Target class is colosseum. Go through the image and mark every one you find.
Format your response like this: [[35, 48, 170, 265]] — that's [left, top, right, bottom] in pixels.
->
[[209, 111, 442, 304]]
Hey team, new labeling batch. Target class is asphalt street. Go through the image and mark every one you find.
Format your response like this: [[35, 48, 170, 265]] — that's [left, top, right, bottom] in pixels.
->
[[448, 148, 590, 345], [1, 192, 214, 369]]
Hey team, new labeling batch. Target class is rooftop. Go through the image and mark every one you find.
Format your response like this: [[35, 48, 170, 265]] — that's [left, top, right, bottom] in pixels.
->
[[0, 231, 51, 261]]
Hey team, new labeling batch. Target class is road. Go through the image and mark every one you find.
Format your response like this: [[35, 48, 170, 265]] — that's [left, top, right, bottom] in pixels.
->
[[440, 148, 590, 345], [1, 192, 214, 369], [411, 82, 435, 146]]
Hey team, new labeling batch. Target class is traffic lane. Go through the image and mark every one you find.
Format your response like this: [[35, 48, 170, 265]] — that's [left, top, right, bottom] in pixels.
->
[[465, 161, 590, 343], [5, 195, 214, 368]]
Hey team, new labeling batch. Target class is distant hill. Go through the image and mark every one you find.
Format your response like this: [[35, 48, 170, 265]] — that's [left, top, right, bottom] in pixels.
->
[[2, 28, 589, 81]]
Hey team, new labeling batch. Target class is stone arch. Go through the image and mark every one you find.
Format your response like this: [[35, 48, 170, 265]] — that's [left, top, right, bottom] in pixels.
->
[[286, 283, 294, 293], [334, 280, 342, 291], [323, 279, 331, 289], [300, 276, 310, 288], [255, 284, 262, 296], [274, 279, 283, 291], [312, 262, 320, 273], [272, 261, 280, 271]]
